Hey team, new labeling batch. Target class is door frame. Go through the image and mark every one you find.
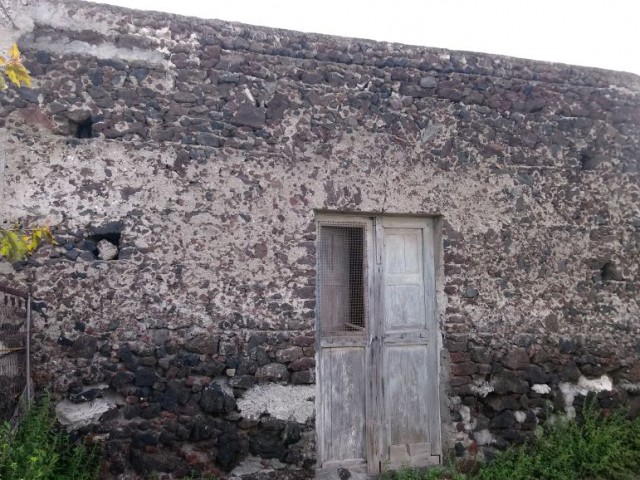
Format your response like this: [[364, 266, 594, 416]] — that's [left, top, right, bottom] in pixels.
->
[[314, 213, 444, 475]]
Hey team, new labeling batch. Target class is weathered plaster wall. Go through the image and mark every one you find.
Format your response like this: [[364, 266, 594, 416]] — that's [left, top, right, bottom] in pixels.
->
[[1, 0, 639, 477]]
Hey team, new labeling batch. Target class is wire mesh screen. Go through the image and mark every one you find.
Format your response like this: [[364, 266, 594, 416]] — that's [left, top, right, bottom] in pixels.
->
[[318, 224, 367, 336], [0, 285, 29, 422]]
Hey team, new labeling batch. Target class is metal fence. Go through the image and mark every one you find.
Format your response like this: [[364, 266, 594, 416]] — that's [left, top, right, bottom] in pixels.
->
[[0, 283, 32, 426]]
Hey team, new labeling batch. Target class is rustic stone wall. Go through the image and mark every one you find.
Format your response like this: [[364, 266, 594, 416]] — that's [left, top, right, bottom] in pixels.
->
[[0, 0, 639, 477]]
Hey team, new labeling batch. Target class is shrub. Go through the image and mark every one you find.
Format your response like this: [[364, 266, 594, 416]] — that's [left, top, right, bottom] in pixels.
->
[[475, 402, 640, 480], [388, 401, 640, 480], [0, 394, 101, 480]]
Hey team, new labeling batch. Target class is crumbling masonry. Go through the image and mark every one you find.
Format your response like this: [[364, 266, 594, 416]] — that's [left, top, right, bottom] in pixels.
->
[[0, 0, 639, 478]]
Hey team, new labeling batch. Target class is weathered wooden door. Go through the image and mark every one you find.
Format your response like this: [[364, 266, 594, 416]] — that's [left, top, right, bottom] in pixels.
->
[[316, 215, 441, 475]]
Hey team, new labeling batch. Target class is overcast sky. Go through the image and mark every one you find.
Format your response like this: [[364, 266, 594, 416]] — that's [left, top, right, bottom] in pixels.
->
[[87, 0, 640, 75]]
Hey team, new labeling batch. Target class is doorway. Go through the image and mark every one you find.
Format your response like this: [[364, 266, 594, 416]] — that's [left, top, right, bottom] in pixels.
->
[[316, 214, 442, 474]]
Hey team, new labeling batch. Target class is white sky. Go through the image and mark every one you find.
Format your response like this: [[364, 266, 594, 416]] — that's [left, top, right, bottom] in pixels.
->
[[87, 0, 640, 75]]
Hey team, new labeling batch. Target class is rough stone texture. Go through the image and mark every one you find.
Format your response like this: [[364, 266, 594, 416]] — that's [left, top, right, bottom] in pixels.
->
[[0, 0, 639, 478]]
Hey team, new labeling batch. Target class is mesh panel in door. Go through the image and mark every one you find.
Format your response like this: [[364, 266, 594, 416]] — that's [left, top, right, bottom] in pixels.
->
[[318, 224, 366, 336]]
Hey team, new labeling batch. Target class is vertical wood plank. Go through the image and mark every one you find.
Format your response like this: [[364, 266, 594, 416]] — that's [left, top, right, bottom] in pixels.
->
[[381, 219, 442, 466], [422, 221, 442, 455], [320, 347, 366, 461]]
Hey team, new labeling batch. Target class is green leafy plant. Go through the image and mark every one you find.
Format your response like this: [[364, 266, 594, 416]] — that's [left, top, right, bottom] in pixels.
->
[[385, 402, 640, 480], [0, 394, 101, 480], [0, 224, 56, 262], [382, 465, 466, 480], [475, 402, 640, 480], [0, 43, 31, 91]]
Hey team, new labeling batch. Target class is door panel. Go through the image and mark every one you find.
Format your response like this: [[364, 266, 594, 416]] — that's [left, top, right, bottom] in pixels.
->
[[319, 346, 367, 463], [386, 344, 430, 445], [381, 221, 441, 468]]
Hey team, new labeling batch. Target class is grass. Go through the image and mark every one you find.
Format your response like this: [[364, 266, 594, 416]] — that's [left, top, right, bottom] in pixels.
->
[[386, 402, 640, 480], [0, 394, 101, 480]]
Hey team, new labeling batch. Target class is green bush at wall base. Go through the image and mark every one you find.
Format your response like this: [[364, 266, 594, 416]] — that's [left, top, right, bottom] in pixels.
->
[[0, 394, 101, 480], [387, 402, 640, 480]]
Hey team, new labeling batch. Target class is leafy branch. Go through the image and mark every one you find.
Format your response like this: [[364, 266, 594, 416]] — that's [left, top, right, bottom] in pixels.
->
[[0, 43, 31, 91], [0, 225, 56, 262], [0, 43, 54, 262]]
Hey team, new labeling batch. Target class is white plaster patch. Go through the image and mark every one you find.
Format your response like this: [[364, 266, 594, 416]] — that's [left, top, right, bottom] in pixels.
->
[[459, 405, 471, 424], [56, 390, 120, 431], [559, 374, 612, 407], [230, 454, 288, 478], [474, 429, 494, 446], [514, 411, 527, 423], [471, 380, 494, 398], [237, 384, 315, 423], [532, 383, 551, 395]]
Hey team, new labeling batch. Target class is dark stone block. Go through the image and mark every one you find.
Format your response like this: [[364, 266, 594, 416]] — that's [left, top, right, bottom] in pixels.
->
[[501, 348, 530, 370], [256, 362, 290, 382], [228, 375, 255, 389], [216, 432, 249, 471], [490, 410, 516, 429], [111, 371, 135, 389], [135, 367, 157, 387], [230, 103, 266, 129], [289, 357, 315, 371], [131, 430, 159, 448], [69, 335, 98, 358], [291, 370, 315, 384], [249, 429, 287, 460], [463, 287, 479, 298], [191, 359, 226, 377], [267, 92, 289, 122], [130, 448, 181, 476], [70, 388, 104, 403], [492, 370, 529, 394], [559, 338, 578, 354], [284, 422, 302, 445], [199, 383, 237, 414], [525, 365, 550, 384]]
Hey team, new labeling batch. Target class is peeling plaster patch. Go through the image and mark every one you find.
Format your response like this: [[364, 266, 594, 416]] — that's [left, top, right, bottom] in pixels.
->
[[56, 390, 121, 431], [236, 384, 314, 423], [474, 429, 494, 446], [230, 454, 287, 477], [459, 405, 471, 424], [25, 38, 168, 66], [471, 380, 494, 397], [532, 383, 551, 395], [559, 374, 613, 406]]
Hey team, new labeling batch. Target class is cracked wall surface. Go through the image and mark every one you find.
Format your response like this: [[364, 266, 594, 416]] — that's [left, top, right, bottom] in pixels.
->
[[0, 0, 639, 478]]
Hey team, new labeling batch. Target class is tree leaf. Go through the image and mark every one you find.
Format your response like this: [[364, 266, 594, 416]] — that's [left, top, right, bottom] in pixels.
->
[[0, 231, 28, 262], [5, 63, 31, 88], [9, 43, 20, 62]]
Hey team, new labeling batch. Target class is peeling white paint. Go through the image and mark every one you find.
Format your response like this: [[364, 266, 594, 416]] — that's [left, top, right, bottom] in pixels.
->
[[559, 374, 612, 407], [471, 380, 494, 398], [474, 429, 494, 446], [230, 454, 288, 478], [237, 384, 314, 423], [56, 390, 121, 431], [531, 383, 551, 395]]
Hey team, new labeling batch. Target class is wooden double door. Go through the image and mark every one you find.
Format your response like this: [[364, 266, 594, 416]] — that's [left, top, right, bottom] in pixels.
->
[[316, 215, 441, 474]]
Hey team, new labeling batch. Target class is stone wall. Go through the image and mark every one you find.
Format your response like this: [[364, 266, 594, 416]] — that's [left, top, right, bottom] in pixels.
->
[[1, 0, 639, 477]]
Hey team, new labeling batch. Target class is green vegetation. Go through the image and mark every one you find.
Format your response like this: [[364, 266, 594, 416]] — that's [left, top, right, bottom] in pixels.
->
[[385, 403, 640, 480], [0, 395, 101, 480]]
